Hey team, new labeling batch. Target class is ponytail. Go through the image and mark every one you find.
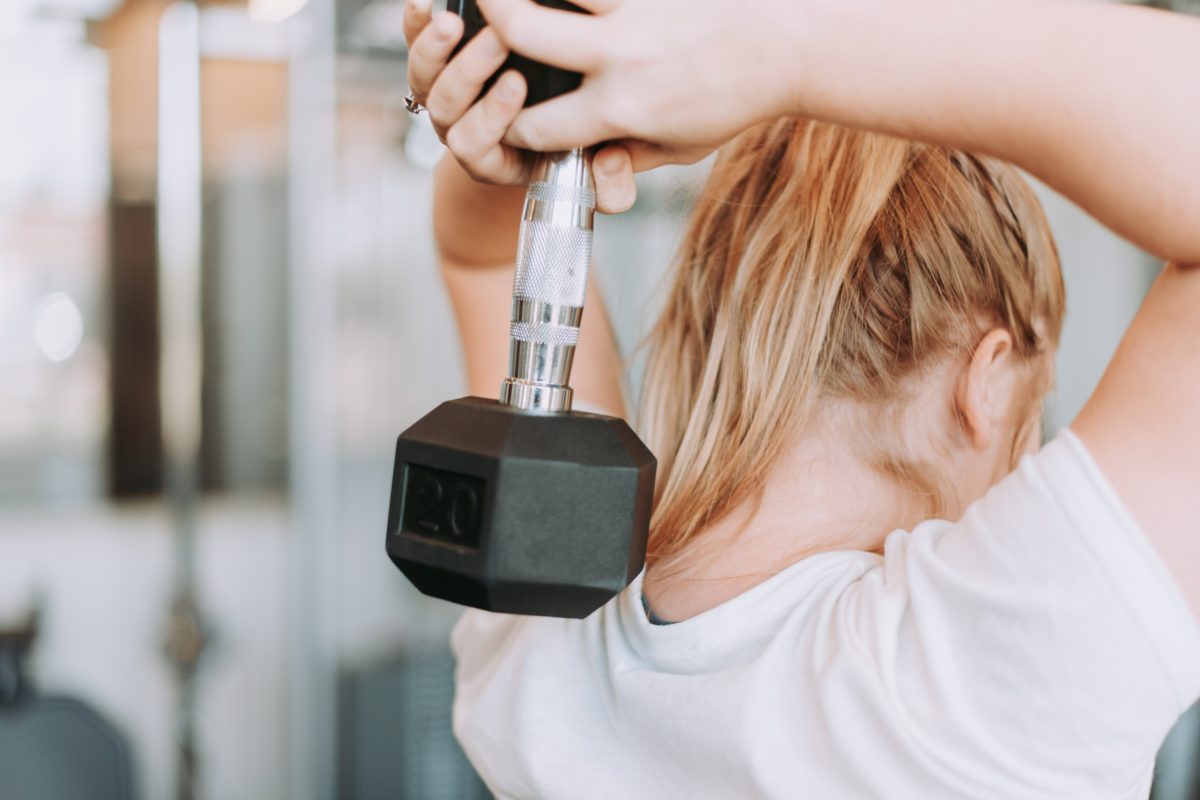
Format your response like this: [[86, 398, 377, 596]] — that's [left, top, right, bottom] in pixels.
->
[[639, 119, 1064, 572]]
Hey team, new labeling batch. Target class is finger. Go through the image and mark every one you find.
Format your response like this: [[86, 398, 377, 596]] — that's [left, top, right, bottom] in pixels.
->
[[476, 0, 603, 71], [426, 28, 510, 131], [502, 90, 618, 152], [621, 140, 675, 173], [446, 71, 529, 184], [623, 139, 717, 172], [402, 0, 433, 47], [406, 11, 464, 101], [592, 145, 637, 214]]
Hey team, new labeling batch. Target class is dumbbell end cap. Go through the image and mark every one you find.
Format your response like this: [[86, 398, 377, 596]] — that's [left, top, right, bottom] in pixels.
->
[[386, 396, 656, 618]]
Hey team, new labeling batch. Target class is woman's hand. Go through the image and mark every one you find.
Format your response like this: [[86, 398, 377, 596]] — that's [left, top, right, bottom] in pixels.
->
[[403, 0, 638, 213], [475, 0, 803, 172]]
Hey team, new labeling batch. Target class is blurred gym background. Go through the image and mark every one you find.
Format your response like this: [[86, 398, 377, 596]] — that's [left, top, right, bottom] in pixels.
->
[[0, 0, 1196, 798]]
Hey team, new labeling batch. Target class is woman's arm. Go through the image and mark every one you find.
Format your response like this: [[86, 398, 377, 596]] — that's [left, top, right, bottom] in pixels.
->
[[483, 0, 1200, 263], [791, 0, 1200, 265]]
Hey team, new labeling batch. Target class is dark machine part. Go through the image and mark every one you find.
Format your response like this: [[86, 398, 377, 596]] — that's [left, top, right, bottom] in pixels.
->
[[386, 147, 656, 619], [0, 611, 37, 706], [339, 650, 489, 799], [447, 0, 586, 107], [0, 611, 137, 800]]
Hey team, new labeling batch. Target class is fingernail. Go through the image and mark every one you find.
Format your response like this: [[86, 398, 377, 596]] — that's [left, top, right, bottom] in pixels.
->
[[598, 152, 624, 177], [499, 71, 521, 99], [434, 13, 458, 39]]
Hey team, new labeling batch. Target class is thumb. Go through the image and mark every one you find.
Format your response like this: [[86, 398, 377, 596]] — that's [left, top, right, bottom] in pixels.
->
[[592, 145, 637, 214]]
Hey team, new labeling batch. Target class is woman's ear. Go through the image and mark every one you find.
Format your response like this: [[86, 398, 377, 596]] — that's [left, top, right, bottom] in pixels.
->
[[955, 328, 1015, 450]]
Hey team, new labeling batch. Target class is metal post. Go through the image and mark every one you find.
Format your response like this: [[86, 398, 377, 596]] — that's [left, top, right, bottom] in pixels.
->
[[286, 0, 339, 798], [156, 3, 209, 799]]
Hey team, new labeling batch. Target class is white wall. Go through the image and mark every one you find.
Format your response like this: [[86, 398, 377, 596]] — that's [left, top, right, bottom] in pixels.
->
[[1031, 180, 1160, 431]]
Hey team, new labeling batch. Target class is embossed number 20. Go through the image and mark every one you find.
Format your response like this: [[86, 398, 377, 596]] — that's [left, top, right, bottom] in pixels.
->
[[406, 469, 481, 542]]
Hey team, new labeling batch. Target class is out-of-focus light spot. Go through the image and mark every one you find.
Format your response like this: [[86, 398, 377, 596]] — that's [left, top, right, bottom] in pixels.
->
[[34, 292, 83, 362], [248, 0, 308, 24]]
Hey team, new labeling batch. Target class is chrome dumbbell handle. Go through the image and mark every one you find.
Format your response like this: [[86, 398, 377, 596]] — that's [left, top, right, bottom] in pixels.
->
[[499, 148, 596, 413]]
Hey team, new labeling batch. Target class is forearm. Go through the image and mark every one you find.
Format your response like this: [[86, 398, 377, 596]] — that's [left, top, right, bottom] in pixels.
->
[[791, 0, 1200, 263], [432, 154, 527, 266]]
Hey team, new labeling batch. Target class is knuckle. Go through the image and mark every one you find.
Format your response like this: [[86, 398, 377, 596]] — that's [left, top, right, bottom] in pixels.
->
[[484, 87, 510, 116], [429, 67, 467, 109], [512, 119, 545, 151], [598, 87, 633, 134], [445, 58, 473, 92], [458, 150, 496, 184], [446, 126, 479, 160]]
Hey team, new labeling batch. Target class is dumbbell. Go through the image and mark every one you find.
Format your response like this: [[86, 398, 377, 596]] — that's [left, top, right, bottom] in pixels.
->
[[385, 148, 657, 619]]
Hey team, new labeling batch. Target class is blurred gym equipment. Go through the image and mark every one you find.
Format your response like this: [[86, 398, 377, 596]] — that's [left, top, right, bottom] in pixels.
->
[[0, 608, 137, 800]]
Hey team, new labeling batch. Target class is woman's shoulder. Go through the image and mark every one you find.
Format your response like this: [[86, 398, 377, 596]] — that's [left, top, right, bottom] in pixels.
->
[[855, 427, 1200, 722], [878, 428, 1125, 558]]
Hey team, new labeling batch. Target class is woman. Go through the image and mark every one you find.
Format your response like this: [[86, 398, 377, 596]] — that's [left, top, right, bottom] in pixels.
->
[[402, 0, 1200, 796]]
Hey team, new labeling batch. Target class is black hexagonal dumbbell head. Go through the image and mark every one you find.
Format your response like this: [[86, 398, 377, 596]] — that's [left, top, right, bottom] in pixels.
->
[[386, 396, 657, 618]]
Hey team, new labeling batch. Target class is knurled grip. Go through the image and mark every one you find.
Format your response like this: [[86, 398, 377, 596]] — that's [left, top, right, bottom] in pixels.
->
[[512, 159, 595, 313], [500, 149, 596, 413], [512, 214, 593, 309]]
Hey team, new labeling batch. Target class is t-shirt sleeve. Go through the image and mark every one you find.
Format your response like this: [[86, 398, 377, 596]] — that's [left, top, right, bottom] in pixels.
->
[[842, 429, 1200, 795]]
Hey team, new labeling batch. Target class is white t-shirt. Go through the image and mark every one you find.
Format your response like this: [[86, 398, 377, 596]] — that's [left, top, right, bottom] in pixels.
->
[[450, 430, 1200, 799]]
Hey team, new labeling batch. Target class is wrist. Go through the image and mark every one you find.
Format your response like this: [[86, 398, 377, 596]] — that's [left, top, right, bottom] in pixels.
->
[[774, 0, 893, 121], [433, 154, 527, 266]]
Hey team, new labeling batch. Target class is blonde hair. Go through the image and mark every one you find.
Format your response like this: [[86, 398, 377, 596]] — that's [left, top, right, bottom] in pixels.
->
[[639, 118, 1065, 569]]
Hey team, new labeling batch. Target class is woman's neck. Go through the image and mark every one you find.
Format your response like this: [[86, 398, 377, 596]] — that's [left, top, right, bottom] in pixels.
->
[[643, 406, 937, 619]]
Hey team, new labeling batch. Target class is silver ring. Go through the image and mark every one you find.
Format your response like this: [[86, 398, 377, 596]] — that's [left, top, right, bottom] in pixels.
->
[[404, 91, 424, 115]]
